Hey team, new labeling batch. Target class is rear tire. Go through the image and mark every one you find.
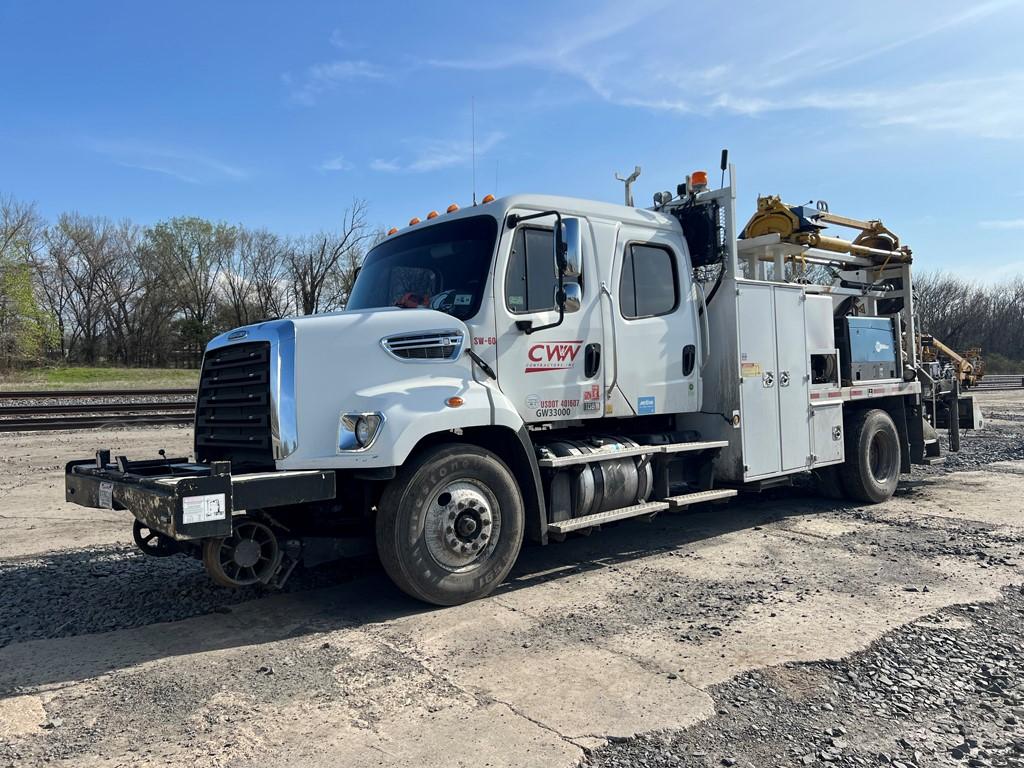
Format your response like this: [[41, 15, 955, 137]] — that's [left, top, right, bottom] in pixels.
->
[[840, 409, 901, 503], [375, 444, 525, 606]]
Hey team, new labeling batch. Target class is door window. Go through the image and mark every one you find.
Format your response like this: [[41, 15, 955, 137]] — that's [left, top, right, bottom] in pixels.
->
[[619, 243, 678, 319], [505, 227, 557, 314]]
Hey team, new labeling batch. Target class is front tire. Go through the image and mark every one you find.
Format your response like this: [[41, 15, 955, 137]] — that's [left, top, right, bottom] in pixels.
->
[[840, 409, 901, 503], [375, 444, 525, 606]]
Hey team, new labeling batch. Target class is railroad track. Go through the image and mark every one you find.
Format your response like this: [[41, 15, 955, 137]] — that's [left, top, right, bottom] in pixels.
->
[[0, 388, 196, 432], [972, 374, 1024, 391]]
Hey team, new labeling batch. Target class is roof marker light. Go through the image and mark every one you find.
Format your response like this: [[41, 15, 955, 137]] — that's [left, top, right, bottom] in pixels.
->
[[447, 203, 459, 213], [409, 217, 421, 226], [426, 210, 439, 219], [387, 227, 398, 236], [481, 194, 495, 204]]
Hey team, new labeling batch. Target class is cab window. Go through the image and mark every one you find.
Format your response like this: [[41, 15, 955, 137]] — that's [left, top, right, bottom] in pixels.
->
[[505, 227, 557, 314], [619, 243, 678, 319]]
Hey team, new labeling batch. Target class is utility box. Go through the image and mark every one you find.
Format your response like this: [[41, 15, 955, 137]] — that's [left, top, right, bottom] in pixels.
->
[[836, 317, 899, 383]]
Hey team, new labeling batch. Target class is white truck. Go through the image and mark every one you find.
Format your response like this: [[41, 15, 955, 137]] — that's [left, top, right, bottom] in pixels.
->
[[65, 160, 979, 605]]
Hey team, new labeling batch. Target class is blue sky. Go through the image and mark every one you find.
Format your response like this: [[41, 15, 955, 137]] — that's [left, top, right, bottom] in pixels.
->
[[2, 0, 1023, 276]]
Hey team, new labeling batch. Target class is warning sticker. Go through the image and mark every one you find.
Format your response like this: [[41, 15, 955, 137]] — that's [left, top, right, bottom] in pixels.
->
[[98, 481, 113, 509], [741, 362, 763, 377], [182, 493, 227, 525]]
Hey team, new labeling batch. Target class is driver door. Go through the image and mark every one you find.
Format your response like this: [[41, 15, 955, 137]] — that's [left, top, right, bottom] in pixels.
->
[[494, 212, 605, 423]]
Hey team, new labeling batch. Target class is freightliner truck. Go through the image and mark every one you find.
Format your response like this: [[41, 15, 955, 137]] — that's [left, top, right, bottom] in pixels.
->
[[65, 160, 980, 605]]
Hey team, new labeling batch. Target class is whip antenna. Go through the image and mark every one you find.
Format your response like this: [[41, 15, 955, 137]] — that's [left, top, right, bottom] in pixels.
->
[[472, 97, 477, 206]]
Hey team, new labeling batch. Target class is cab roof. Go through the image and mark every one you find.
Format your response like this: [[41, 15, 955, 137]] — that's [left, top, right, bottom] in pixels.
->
[[392, 193, 679, 237]]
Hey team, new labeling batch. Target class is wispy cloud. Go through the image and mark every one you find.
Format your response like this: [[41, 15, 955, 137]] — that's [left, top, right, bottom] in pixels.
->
[[319, 154, 352, 172], [86, 138, 248, 184], [422, 0, 1023, 140], [371, 131, 506, 174], [370, 158, 401, 172], [285, 59, 385, 105], [980, 218, 1024, 230]]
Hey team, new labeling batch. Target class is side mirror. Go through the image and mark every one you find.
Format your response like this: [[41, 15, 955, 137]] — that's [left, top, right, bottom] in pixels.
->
[[559, 217, 582, 278], [556, 282, 582, 314]]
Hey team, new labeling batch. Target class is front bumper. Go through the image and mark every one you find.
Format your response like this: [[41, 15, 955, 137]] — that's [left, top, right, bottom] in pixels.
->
[[65, 452, 335, 541]]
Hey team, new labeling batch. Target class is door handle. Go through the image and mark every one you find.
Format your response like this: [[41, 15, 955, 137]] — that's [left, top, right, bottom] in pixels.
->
[[762, 371, 775, 388], [585, 343, 601, 379], [780, 370, 791, 387]]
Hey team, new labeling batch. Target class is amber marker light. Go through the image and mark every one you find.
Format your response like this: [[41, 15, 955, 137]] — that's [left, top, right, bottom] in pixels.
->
[[426, 210, 439, 219], [387, 227, 398, 236], [447, 203, 459, 213], [409, 217, 421, 226], [691, 170, 708, 187], [481, 194, 495, 204], [445, 396, 464, 408]]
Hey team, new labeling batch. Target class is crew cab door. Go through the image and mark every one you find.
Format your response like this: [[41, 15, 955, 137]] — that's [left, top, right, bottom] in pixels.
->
[[608, 225, 702, 417], [494, 212, 605, 423]]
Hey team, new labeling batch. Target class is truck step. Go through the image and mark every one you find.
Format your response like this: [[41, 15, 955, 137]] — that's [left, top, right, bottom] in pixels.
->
[[537, 440, 728, 469], [918, 456, 946, 466], [547, 501, 670, 534], [665, 488, 738, 509]]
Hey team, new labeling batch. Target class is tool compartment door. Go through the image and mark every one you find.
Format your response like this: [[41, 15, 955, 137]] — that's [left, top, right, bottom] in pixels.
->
[[737, 283, 781, 478], [773, 285, 811, 472]]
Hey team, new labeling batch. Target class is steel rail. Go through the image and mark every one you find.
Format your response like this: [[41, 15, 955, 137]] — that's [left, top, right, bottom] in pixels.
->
[[0, 387, 195, 399]]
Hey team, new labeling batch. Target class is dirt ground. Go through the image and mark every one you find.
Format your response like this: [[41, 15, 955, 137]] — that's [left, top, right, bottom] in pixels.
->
[[0, 393, 1022, 767]]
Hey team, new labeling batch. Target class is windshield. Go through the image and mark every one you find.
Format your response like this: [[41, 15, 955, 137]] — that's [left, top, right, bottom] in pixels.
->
[[348, 215, 498, 321]]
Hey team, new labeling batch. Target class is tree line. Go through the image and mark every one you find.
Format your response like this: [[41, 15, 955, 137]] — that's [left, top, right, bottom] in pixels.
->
[[2, 192, 1023, 372], [913, 272, 1024, 373], [0, 194, 373, 369]]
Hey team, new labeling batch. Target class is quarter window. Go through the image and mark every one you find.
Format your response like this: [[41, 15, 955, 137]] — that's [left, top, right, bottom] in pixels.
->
[[619, 243, 678, 319], [505, 227, 557, 314]]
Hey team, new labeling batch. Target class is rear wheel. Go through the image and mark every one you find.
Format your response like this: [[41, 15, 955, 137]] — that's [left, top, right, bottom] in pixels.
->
[[375, 444, 525, 606], [840, 409, 901, 503]]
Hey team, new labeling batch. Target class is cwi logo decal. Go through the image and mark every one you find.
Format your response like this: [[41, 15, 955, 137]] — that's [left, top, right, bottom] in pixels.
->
[[525, 340, 583, 373]]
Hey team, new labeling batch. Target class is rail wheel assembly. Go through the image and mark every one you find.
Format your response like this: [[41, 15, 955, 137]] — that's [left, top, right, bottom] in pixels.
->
[[202, 516, 281, 587], [132, 519, 180, 558]]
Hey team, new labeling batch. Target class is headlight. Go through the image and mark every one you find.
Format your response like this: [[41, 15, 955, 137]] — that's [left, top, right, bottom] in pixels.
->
[[338, 412, 385, 452], [355, 415, 378, 446]]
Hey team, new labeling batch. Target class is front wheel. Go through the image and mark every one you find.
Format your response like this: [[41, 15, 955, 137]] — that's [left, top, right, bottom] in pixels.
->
[[840, 409, 901, 503], [375, 444, 525, 606]]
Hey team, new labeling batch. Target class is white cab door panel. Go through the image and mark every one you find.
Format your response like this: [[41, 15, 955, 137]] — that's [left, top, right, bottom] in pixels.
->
[[610, 225, 701, 417], [494, 212, 605, 422]]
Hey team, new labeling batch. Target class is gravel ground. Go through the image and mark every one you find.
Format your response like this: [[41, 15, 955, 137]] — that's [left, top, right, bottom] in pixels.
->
[[0, 544, 371, 648], [585, 585, 1024, 768], [0, 390, 1021, 767]]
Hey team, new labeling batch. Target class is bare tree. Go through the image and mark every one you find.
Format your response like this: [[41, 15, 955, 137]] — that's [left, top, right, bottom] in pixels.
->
[[220, 228, 292, 326], [285, 200, 369, 315]]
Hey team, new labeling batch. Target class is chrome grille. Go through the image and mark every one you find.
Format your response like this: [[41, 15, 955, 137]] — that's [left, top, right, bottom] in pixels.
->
[[382, 330, 464, 361]]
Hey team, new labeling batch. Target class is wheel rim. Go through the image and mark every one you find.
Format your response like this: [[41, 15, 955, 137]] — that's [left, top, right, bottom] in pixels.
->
[[132, 519, 179, 557], [210, 519, 279, 586], [423, 480, 501, 573], [868, 432, 895, 483]]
